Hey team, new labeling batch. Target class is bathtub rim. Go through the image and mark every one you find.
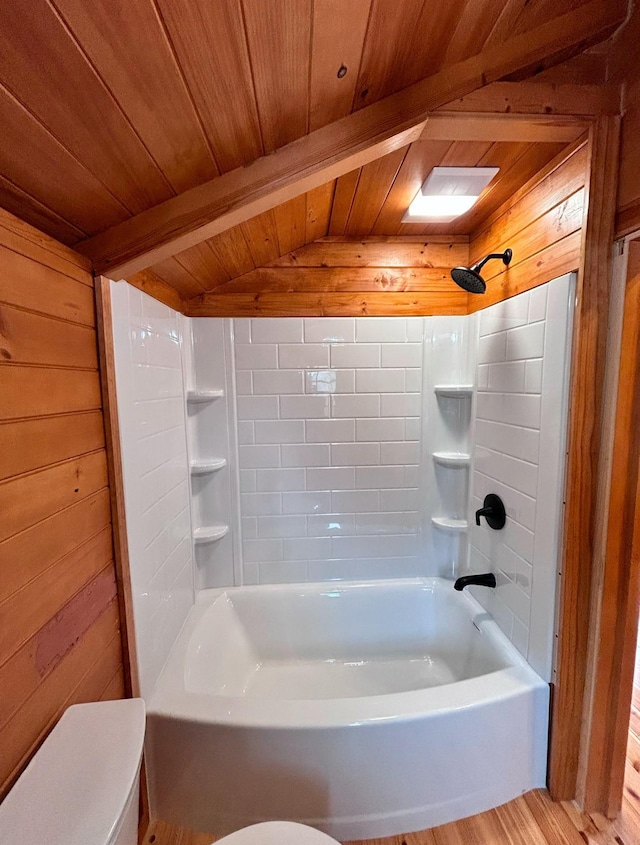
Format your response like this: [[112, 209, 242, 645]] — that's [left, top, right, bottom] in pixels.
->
[[148, 576, 548, 730]]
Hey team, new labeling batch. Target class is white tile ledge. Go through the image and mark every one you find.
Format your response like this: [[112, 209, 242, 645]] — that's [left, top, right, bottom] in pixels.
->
[[432, 452, 471, 468], [434, 384, 474, 397], [193, 525, 230, 544], [190, 458, 227, 475], [431, 517, 468, 532], [186, 388, 224, 403]]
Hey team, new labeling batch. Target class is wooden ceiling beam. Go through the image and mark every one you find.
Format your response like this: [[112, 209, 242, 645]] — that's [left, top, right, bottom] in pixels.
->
[[420, 114, 588, 143], [422, 79, 621, 142], [440, 80, 621, 117], [78, 0, 626, 279]]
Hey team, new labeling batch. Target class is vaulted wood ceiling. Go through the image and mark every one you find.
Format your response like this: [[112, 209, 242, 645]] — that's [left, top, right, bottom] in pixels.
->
[[0, 0, 606, 248], [0, 0, 631, 317], [139, 138, 568, 299]]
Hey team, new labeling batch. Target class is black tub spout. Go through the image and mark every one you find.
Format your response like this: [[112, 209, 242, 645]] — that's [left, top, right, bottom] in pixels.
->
[[454, 573, 497, 591]]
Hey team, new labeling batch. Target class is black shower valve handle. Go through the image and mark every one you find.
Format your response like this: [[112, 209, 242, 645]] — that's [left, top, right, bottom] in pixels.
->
[[475, 493, 506, 530], [475, 506, 491, 526]]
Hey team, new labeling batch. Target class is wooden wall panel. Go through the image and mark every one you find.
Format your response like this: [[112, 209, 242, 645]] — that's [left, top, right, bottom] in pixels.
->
[[186, 290, 469, 318], [467, 141, 588, 311], [548, 116, 621, 804], [185, 236, 470, 317], [0, 243, 96, 325], [0, 208, 123, 799], [0, 367, 102, 420], [0, 413, 105, 482], [616, 70, 640, 238], [211, 267, 458, 294], [0, 307, 98, 369], [577, 240, 640, 815], [0, 211, 92, 282], [271, 237, 469, 267]]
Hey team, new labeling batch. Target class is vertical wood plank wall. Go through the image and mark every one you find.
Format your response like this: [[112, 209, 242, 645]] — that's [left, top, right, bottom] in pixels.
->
[[578, 239, 640, 814], [616, 66, 640, 238], [0, 208, 124, 798]]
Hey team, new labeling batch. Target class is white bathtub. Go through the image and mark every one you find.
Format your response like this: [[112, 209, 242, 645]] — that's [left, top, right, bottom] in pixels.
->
[[146, 578, 549, 840]]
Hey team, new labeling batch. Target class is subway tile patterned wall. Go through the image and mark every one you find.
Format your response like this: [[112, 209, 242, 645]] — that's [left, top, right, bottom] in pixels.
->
[[468, 275, 573, 680], [233, 317, 425, 584], [111, 281, 194, 697]]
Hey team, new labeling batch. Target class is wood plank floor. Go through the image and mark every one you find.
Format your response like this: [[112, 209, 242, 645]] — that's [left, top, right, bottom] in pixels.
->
[[144, 732, 640, 845]]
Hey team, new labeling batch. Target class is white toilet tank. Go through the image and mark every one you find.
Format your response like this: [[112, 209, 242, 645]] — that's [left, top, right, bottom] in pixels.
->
[[0, 698, 146, 845]]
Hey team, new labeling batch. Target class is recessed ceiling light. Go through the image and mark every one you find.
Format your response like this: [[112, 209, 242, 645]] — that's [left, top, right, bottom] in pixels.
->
[[402, 166, 499, 223]]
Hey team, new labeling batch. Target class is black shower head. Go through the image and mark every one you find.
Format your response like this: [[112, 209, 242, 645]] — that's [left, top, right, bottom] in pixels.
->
[[451, 266, 486, 294], [451, 248, 513, 295]]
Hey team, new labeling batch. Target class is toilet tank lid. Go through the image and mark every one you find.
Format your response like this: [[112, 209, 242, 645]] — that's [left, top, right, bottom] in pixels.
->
[[0, 698, 146, 845]]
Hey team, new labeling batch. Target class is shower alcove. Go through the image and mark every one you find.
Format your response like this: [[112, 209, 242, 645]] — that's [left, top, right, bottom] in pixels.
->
[[109, 269, 574, 838]]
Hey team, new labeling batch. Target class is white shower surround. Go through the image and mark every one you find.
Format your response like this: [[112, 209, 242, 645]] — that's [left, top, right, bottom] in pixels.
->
[[110, 281, 194, 698], [110, 276, 572, 837], [468, 275, 574, 680], [233, 316, 425, 585], [110, 275, 572, 698]]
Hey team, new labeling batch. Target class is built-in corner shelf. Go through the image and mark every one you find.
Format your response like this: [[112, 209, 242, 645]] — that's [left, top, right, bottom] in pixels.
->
[[432, 451, 471, 469], [190, 458, 227, 476], [434, 384, 474, 398], [431, 516, 468, 532], [193, 524, 229, 545], [186, 388, 224, 404]]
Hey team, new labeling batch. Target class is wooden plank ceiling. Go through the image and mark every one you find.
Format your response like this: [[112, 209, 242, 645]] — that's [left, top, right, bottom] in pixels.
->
[[0, 0, 598, 250], [135, 139, 567, 299]]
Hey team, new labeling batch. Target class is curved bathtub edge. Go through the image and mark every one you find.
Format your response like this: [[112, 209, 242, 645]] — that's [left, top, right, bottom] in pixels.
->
[[146, 681, 549, 840], [145, 577, 551, 839], [292, 781, 545, 841]]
